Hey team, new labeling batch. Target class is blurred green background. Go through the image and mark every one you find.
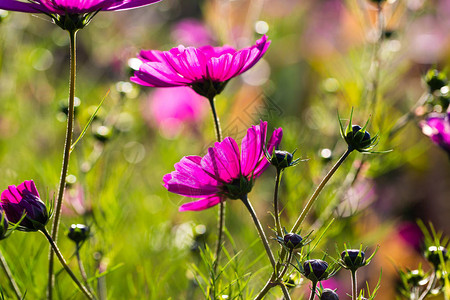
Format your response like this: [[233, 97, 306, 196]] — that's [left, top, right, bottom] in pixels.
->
[[0, 0, 449, 299]]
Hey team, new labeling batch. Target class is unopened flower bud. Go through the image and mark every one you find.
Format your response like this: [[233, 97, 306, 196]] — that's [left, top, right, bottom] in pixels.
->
[[341, 249, 366, 271], [406, 269, 426, 287], [425, 69, 448, 93], [68, 224, 90, 244], [284, 233, 303, 250], [321, 288, 339, 300], [303, 259, 329, 282], [0, 180, 48, 232], [272, 150, 293, 169], [425, 246, 448, 268], [346, 125, 372, 151]]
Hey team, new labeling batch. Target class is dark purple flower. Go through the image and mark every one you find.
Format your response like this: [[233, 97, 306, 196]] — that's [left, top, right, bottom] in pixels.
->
[[0, 180, 48, 232], [421, 112, 450, 155], [163, 121, 282, 211], [303, 259, 329, 281], [131, 35, 270, 98], [321, 288, 339, 300]]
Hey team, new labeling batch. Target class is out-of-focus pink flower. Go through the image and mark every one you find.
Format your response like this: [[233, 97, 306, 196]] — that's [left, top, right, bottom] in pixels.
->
[[63, 184, 89, 216], [0, 0, 162, 14], [0, 180, 48, 232], [145, 87, 206, 138], [171, 19, 215, 47], [131, 35, 270, 98], [421, 111, 450, 155], [397, 222, 424, 252], [163, 121, 282, 211]]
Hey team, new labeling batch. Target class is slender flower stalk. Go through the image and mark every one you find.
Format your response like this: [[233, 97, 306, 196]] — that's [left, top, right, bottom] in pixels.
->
[[0, 249, 22, 299], [351, 271, 357, 300], [418, 270, 437, 300], [369, 1, 384, 115], [291, 149, 352, 233], [241, 195, 276, 268], [207, 95, 225, 272], [274, 169, 283, 236], [279, 282, 291, 300], [76, 243, 94, 295], [42, 229, 95, 300], [309, 281, 318, 300], [48, 29, 78, 300]]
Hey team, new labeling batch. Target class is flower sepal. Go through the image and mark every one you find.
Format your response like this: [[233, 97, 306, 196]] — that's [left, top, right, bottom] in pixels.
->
[[52, 11, 99, 31], [293, 257, 339, 283], [337, 244, 378, 272], [267, 149, 304, 171], [221, 176, 254, 200], [338, 109, 390, 154], [275, 228, 312, 251], [191, 79, 229, 99]]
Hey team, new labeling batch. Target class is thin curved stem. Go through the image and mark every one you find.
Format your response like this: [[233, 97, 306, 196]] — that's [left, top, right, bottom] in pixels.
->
[[309, 281, 318, 300], [241, 195, 276, 268], [76, 243, 94, 296], [351, 270, 357, 300], [291, 149, 352, 233], [418, 270, 437, 300], [279, 282, 291, 300], [208, 96, 225, 273], [48, 29, 77, 300], [277, 250, 293, 281], [0, 249, 22, 299], [274, 169, 283, 237], [42, 229, 95, 300]]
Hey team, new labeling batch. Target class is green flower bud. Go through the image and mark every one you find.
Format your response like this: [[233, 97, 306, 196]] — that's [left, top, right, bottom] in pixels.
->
[[425, 246, 448, 268]]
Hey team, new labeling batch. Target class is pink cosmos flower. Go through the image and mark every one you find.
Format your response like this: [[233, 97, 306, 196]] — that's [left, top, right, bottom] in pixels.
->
[[131, 35, 271, 98], [145, 86, 206, 138], [0, 0, 161, 15], [0, 0, 162, 30], [421, 111, 450, 155], [0, 180, 49, 232], [163, 121, 283, 211]]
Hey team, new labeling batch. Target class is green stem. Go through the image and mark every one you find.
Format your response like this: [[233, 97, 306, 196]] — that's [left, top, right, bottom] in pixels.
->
[[208, 96, 225, 273], [291, 149, 352, 233], [418, 270, 437, 300], [279, 282, 291, 300], [274, 169, 283, 237], [369, 2, 384, 115], [254, 149, 352, 299], [309, 281, 318, 300], [277, 250, 293, 281], [47, 29, 78, 300], [42, 229, 95, 300], [241, 195, 276, 268], [76, 243, 94, 296], [351, 271, 357, 300], [0, 249, 22, 299]]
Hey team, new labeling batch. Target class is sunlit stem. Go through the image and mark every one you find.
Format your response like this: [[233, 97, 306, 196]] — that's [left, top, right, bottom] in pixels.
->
[[277, 250, 293, 281], [48, 29, 78, 300], [207, 96, 225, 273], [369, 2, 384, 115], [351, 270, 357, 300], [291, 149, 352, 233], [0, 249, 22, 299], [241, 195, 276, 268], [42, 229, 95, 300], [309, 281, 318, 300], [255, 149, 352, 299], [274, 169, 283, 237], [418, 270, 437, 300], [76, 243, 94, 296], [279, 282, 291, 300]]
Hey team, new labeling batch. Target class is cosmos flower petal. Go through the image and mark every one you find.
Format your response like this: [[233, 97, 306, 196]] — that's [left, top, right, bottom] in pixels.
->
[[132, 35, 270, 92], [0, 0, 42, 13], [240, 121, 267, 176], [201, 138, 240, 183], [17, 180, 40, 198], [179, 195, 222, 212]]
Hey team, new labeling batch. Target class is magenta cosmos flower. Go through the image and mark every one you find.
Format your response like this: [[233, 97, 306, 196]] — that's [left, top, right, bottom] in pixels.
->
[[131, 35, 271, 99], [163, 121, 283, 211], [0, 180, 49, 232], [421, 111, 450, 155], [0, 0, 162, 30]]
